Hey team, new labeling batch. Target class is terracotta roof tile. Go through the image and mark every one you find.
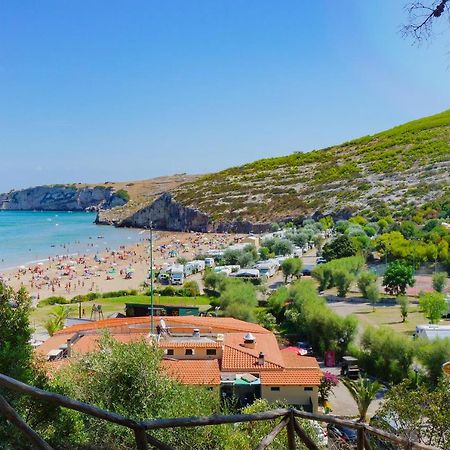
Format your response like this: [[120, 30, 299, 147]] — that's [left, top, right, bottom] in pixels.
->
[[222, 333, 284, 371], [161, 359, 220, 385], [71, 333, 145, 354], [54, 316, 270, 336], [158, 340, 222, 349], [281, 352, 320, 369], [260, 369, 323, 386]]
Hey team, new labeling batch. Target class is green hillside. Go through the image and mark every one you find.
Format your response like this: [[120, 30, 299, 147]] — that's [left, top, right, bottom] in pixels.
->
[[173, 110, 450, 222]]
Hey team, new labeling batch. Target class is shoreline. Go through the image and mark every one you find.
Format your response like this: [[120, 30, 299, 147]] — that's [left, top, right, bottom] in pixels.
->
[[0, 230, 243, 303]]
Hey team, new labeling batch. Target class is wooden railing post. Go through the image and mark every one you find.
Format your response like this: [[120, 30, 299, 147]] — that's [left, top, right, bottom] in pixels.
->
[[0, 394, 53, 450], [133, 428, 148, 450], [287, 409, 296, 450]]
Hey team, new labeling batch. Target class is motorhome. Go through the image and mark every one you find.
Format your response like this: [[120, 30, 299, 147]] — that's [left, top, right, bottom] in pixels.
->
[[230, 268, 260, 280], [415, 324, 450, 341], [170, 264, 185, 285], [255, 260, 278, 278], [204, 257, 215, 268], [184, 260, 206, 276]]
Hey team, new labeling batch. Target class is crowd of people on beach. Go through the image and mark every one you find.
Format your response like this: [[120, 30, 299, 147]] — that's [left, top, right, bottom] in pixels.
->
[[0, 231, 242, 303]]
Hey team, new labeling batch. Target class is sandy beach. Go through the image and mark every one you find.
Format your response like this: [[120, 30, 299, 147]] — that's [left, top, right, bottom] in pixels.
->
[[0, 230, 244, 302]]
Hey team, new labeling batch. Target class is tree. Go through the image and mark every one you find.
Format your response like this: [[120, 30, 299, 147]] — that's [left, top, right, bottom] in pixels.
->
[[417, 337, 450, 386], [403, 0, 450, 43], [45, 305, 71, 336], [333, 269, 354, 298], [281, 258, 302, 283], [322, 235, 357, 261], [342, 377, 380, 422], [358, 326, 415, 384], [397, 295, 409, 322], [357, 271, 377, 298], [377, 379, 450, 449], [218, 279, 258, 322], [366, 283, 380, 311], [382, 261, 415, 296], [0, 284, 52, 447], [419, 291, 447, 324], [432, 271, 448, 293], [50, 335, 224, 449]]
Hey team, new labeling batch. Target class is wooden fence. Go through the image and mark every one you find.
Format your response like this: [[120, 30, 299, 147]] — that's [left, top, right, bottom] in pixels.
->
[[0, 373, 439, 450]]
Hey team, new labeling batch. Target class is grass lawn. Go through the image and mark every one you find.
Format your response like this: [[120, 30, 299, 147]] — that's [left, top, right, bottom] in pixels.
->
[[31, 294, 213, 332]]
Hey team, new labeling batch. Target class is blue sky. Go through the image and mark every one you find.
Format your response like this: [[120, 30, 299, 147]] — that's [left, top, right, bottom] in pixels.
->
[[0, 1, 449, 191]]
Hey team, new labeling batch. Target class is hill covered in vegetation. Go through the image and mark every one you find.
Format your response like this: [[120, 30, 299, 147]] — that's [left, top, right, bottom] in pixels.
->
[[170, 110, 449, 226]]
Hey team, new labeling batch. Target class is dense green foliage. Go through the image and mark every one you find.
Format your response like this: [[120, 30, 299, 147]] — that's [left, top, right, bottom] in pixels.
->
[[311, 256, 364, 292], [269, 280, 357, 357], [115, 189, 130, 202], [382, 261, 415, 295], [341, 377, 381, 422], [377, 379, 450, 449], [48, 335, 226, 449], [322, 235, 357, 261], [281, 257, 303, 282], [419, 291, 447, 324], [354, 326, 415, 384]]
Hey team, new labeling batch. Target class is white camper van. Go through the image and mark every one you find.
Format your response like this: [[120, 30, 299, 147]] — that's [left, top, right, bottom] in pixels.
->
[[415, 324, 450, 341]]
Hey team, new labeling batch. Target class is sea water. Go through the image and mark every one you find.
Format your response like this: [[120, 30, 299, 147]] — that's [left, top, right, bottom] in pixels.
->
[[0, 210, 144, 270]]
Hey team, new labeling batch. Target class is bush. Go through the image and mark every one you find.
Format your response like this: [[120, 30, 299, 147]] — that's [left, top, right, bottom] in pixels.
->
[[419, 291, 447, 324], [115, 189, 130, 202], [284, 280, 357, 357], [357, 271, 377, 298], [102, 289, 138, 298], [397, 295, 409, 322], [366, 283, 380, 310], [312, 256, 364, 291], [39, 296, 69, 306], [181, 280, 200, 297], [334, 269, 354, 297], [357, 326, 414, 384], [432, 271, 448, 293]]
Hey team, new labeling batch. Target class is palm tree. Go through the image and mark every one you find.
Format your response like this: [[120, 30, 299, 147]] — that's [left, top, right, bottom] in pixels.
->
[[342, 377, 381, 422], [45, 305, 71, 336]]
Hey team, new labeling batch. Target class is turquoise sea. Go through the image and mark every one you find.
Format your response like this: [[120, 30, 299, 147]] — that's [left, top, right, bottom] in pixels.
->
[[0, 211, 144, 270]]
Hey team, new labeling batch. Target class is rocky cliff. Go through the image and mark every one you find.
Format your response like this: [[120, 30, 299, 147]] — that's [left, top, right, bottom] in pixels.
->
[[0, 185, 127, 211], [107, 192, 271, 233]]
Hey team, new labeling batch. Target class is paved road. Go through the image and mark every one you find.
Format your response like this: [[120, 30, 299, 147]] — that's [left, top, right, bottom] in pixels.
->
[[320, 364, 386, 419]]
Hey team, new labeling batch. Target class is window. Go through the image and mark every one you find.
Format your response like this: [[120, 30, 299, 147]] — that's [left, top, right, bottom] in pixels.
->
[[270, 387, 280, 391], [185, 349, 194, 356], [206, 349, 216, 356], [304, 387, 313, 391], [166, 349, 174, 356]]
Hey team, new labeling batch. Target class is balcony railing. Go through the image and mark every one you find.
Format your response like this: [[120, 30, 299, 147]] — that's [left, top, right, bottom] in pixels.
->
[[0, 373, 439, 450]]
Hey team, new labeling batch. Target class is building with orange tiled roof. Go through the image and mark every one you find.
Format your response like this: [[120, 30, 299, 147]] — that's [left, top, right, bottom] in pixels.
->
[[38, 316, 322, 412]]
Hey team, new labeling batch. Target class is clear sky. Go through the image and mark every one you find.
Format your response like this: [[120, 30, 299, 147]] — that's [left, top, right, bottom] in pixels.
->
[[1, 1, 449, 192]]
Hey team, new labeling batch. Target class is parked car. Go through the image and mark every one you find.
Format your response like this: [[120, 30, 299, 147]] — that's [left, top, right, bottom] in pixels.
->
[[316, 257, 327, 264], [302, 264, 314, 276], [340, 356, 360, 379], [327, 423, 358, 446], [296, 341, 314, 356]]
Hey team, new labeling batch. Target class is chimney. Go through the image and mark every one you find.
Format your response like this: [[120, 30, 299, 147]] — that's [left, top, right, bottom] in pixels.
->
[[243, 332, 256, 349], [258, 352, 265, 366], [193, 328, 200, 338]]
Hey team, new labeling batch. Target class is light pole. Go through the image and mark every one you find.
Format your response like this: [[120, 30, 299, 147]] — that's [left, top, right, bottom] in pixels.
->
[[149, 221, 154, 336]]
